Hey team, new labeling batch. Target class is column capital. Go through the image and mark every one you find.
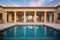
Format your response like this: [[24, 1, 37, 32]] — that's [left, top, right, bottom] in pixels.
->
[[44, 11, 47, 13], [24, 11, 26, 12], [14, 11, 16, 13]]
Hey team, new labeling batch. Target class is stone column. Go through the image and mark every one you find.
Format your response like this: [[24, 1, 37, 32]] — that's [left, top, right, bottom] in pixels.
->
[[49, 14, 52, 22], [2, 12, 4, 22], [54, 11, 56, 23], [14, 11, 16, 23], [34, 11, 36, 23], [55, 11, 58, 20], [44, 11, 47, 23], [3, 11, 7, 23], [8, 14, 12, 22], [24, 11, 26, 23]]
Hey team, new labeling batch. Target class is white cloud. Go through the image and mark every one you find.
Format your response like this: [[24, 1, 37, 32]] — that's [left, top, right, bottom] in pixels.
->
[[58, 3, 60, 5], [47, 0, 53, 3], [0, 0, 54, 7], [48, 0, 53, 2], [28, 0, 45, 7], [0, 3, 6, 6], [28, 0, 53, 7], [56, 3, 60, 6], [7, 0, 21, 7]]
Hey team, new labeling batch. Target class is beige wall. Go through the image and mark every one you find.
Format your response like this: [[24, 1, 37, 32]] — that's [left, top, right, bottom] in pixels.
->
[[0, 5, 60, 23], [4, 8, 56, 12]]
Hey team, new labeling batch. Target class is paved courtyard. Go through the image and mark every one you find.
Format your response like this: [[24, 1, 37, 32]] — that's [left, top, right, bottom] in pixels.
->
[[0, 23, 60, 31]]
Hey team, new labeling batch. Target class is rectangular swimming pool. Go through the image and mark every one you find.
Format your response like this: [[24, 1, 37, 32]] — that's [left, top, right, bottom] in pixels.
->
[[0, 25, 60, 40]]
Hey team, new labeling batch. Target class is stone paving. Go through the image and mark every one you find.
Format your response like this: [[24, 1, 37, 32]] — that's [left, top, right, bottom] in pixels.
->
[[0, 23, 15, 31], [45, 23, 60, 30], [0, 23, 60, 31]]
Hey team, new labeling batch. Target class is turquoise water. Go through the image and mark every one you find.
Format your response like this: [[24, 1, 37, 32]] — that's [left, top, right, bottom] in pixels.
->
[[0, 25, 60, 40]]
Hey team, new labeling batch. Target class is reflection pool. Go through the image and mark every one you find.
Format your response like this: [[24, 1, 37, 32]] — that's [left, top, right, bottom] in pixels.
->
[[0, 25, 60, 40]]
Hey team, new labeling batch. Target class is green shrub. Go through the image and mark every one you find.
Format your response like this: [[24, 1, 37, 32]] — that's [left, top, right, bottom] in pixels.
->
[[12, 15, 14, 20], [0, 16, 2, 20], [58, 16, 60, 20]]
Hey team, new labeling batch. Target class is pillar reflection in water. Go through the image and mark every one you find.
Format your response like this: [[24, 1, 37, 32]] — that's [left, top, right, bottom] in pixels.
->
[[1, 25, 60, 40]]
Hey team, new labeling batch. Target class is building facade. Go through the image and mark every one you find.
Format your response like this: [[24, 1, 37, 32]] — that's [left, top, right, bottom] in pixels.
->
[[0, 5, 60, 23]]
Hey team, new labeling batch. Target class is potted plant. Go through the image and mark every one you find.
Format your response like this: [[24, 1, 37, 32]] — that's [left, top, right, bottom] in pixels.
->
[[46, 15, 49, 23], [11, 16, 14, 23], [56, 16, 60, 23], [36, 17, 41, 23], [0, 16, 2, 24]]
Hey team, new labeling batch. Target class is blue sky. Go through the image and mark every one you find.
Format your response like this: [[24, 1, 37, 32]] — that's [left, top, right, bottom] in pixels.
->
[[0, 0, 60, 7]]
